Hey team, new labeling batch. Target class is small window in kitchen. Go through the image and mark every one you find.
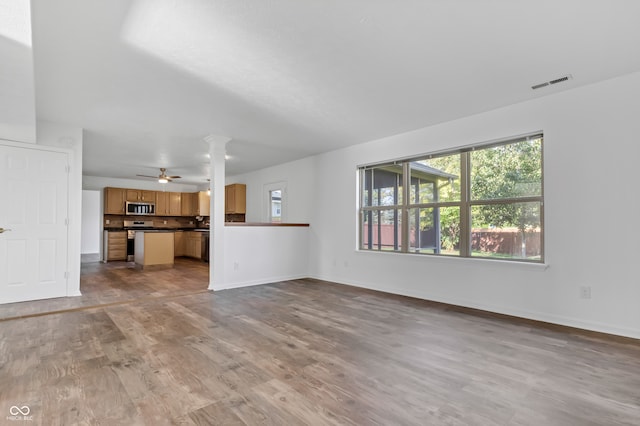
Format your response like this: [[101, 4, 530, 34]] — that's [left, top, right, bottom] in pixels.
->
[[270, 190, 282, 223], [264, 181, 287, 223]]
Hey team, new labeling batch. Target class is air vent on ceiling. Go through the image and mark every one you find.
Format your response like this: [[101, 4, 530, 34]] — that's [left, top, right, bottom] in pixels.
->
[[531, 74, 572, 90]]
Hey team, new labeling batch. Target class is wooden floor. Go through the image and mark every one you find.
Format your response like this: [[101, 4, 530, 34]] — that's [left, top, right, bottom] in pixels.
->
[[1, 261, 639, 425]]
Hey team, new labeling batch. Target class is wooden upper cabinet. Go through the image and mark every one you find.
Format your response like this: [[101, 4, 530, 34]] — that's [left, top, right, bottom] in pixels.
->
[[104, 186, 190, 217], [104, 187, 126, 215], [197, 191, 210, 216], [155, 192, 167, 215], [225, 184, 246, 214], [174, 231, 185, 257], [169, 192, 182, 216], [126, 189, 156, 202], [181, 192, 197, 216]]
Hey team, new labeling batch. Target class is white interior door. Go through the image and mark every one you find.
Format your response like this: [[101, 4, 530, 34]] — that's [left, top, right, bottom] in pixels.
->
[[0, 143, 69, 304]]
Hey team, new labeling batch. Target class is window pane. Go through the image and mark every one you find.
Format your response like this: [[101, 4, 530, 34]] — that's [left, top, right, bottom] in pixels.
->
[[362, 209, 402, 251], [362, 165, 403, 207], [410, 154, 460, 203], [470, 137, 542, 201], [270, 190, 282, 223], [470, 202, 542, 260], [408, 206, 460, 255]]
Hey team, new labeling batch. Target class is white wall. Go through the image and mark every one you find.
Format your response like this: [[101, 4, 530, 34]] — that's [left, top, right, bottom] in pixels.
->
[[81, 190, 101, 254], [0, 0, 37, 143], [214, 226, 309, 290], [237, 71, 640, 339], [228, 156, 316, 223], [307, 71, 640, 339]]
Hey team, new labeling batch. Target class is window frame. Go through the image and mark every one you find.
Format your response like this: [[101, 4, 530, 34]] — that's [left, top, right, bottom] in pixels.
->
[[358, 133, 544, 263]]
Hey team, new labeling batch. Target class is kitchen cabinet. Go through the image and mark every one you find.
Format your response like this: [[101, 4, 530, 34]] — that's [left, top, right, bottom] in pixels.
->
[[169, 192, 182, 215], [105, 231, 127, 261], [197, 191, 210, 216], [181, 192, 197, 216], [225, 184, 246, 214], [104, 187, 126, 215], [156, 192, 169, 215], [183, 231, 202, 259], [126, 189, 156, 202], [174, 231, 185, 256], [156, 192, 182, 216]]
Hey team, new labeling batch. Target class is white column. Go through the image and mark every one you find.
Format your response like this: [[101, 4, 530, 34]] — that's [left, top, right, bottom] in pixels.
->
[[204, 134, 231, 290]]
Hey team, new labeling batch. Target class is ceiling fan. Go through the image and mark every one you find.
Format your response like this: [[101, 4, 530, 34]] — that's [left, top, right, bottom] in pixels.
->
[[136, 168, 181, 183]]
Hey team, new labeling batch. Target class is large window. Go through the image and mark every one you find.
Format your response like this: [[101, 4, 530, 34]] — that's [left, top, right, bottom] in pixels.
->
[[359, 134, 543, 262]]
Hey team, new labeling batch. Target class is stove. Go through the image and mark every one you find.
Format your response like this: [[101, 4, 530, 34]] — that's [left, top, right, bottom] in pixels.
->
[[123, 220, 154, 230], [123, 220, 154, 261]]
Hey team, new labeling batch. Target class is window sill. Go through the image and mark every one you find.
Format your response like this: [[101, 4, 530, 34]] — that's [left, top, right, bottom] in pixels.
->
[[354, 249, 550, 271]]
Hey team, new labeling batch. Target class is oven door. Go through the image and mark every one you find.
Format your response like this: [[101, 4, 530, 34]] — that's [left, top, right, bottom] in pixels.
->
[[127, 230, 135, 261]]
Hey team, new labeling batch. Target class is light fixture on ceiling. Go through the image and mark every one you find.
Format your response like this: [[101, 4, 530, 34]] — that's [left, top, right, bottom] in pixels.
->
[[137, 168, 180, 184]]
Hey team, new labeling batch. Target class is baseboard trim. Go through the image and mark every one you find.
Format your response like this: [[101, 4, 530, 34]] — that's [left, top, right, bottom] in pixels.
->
[[308, 274, 640, 343], [81, 253, 100, 263], [211, 274, 308, 291]]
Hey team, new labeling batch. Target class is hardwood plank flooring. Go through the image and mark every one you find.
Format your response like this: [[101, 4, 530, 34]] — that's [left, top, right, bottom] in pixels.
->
[[0, 258, 208, 321], [1, 261, 639, 425]]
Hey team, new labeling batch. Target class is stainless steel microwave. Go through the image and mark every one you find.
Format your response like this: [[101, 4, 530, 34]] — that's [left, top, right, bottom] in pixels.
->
[[125, 201, 155, 215]]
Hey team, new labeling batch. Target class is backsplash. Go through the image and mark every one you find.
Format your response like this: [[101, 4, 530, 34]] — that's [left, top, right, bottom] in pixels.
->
[[104, 215, 204, 229]]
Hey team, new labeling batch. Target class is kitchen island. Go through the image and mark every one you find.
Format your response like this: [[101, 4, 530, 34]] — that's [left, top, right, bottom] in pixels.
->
[[134, 231, 175, 268]]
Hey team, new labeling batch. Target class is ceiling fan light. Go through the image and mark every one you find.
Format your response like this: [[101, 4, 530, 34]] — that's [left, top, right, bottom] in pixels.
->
[[158, 177, 168, 184]]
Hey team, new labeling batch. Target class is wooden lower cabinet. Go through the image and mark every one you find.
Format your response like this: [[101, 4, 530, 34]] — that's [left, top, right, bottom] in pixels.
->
[[105, 231, 127, 261], [174, 231, 185, 257], [183, 232, 202, 260]]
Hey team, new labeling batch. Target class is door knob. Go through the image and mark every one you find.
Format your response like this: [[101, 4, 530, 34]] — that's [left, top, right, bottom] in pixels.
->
[[0, 228, 11, 233]]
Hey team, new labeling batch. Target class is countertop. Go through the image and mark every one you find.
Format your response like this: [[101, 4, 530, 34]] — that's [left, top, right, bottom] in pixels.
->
[[224, 223, 310, 227], [105, 224, 309, 230], [104, 228, 210, 232]]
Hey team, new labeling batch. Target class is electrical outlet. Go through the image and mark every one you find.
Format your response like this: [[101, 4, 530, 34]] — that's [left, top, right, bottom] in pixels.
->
[[163, 220, 167, 224], [580, 286, 591, 299], [105, 219, 110, 225]]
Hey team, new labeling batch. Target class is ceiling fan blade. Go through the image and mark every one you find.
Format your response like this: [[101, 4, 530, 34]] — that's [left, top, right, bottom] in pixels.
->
[[136, 174, 158, 178], [168, 175, 181, 179]]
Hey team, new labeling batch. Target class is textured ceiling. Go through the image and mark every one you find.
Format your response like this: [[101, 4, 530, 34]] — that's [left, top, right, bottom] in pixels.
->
[[30, 0, 640, 183]]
